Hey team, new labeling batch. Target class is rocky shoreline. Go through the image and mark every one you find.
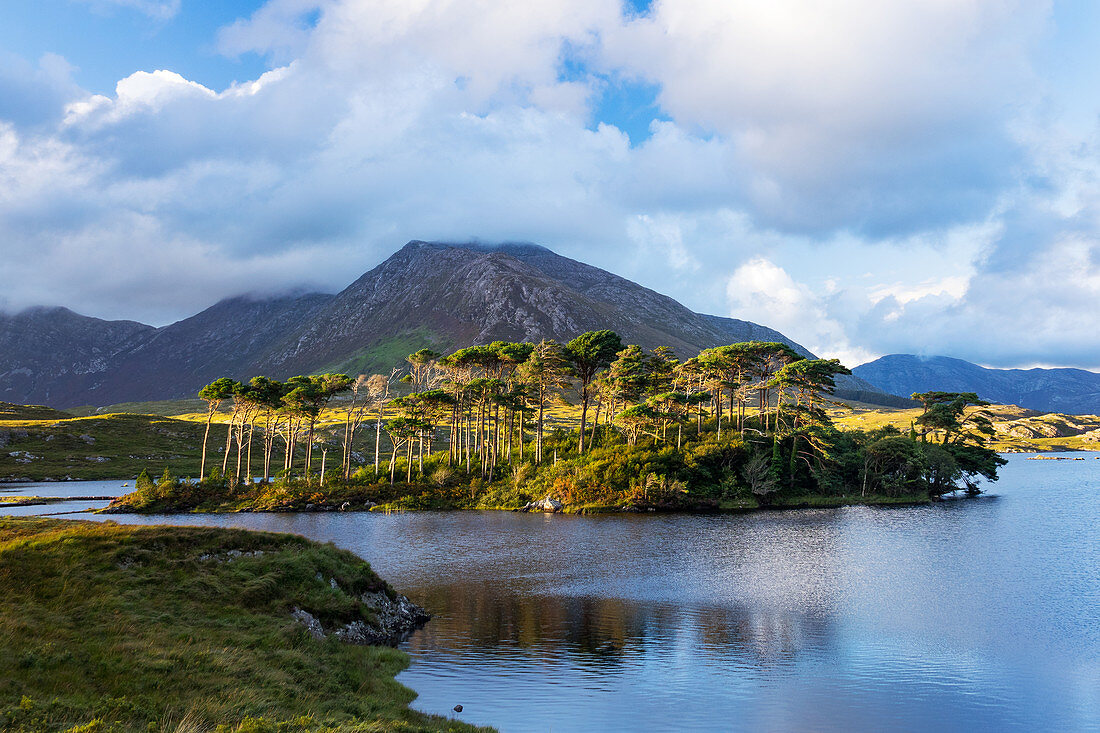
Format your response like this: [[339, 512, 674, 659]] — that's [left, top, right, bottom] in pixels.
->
[[292, 590, 431, 646]]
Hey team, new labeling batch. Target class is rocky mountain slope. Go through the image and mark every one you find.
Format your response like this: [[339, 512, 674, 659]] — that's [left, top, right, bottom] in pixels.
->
[[269, 241, 820, 371], [0, 307, 154, 407], [2, 240, 891, 407], [853, 354, 1100, 415]]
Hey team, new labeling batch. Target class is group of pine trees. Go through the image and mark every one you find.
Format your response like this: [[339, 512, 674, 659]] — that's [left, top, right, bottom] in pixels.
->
[[192, 331, 1001, 500], [195, 333, 851, 484]]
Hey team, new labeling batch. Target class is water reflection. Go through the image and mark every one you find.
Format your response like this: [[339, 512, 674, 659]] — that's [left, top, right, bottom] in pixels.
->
[[405, 580, 831, 673]]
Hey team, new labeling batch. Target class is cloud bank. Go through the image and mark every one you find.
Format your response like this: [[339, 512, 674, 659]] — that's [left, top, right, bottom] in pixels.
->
[[0, 0, 1097, 368]]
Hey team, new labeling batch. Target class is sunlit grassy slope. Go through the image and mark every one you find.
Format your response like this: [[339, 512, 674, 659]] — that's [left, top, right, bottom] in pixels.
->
[[828, 399, 1100, 452], [0, 517, 484, 732], [0, 395, 591, 481], [0, 405, 229, 481]]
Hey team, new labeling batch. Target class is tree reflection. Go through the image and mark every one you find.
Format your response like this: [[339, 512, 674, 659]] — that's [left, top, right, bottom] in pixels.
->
[[403, 580, 833, 673]]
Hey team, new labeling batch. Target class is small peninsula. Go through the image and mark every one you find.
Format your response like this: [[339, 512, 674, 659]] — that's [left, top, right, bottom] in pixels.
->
[[0, 517, 484, 732]]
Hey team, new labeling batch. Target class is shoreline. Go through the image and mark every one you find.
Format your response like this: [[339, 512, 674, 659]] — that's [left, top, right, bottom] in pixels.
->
[[98, 492, 936, 517]]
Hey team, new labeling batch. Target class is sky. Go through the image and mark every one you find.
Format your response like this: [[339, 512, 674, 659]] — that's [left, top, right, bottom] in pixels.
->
[[1, 0, 1099, 370]]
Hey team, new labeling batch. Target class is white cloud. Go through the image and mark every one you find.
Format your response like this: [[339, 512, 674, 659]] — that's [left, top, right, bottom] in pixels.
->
[[1, 0, 1099, 371], [601, 0, 1048, 233], [725, 257, 875, 367], [65, 70, 217, 128], [867, 277, 970, 308]]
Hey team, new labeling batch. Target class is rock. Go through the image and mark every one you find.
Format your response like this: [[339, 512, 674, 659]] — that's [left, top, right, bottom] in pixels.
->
[[453, 705, 463, 713], [337, 590, 432, 645], [291, 608, 326, 640], [520, 496, 564, 512], [199, 549, 265, 563], [290, 589, 431, 647], [8, 451, 39, 463], [79, 434, 96, 445]]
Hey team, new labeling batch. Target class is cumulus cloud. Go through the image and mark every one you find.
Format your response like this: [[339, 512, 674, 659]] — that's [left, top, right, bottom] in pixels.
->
[[0, 0, 1097, 369], [601, 0, 1048, 234], [726, 257, 875, 368]]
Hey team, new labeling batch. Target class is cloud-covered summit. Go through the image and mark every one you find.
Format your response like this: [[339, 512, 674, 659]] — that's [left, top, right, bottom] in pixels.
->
[[0, 0, 1098, 369]]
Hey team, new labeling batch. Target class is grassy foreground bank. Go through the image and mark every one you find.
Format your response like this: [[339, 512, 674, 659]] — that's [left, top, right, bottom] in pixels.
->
[[0, 518, 485, 733]]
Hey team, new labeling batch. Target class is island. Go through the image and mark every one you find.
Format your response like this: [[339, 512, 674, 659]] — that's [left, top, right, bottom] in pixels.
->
[[75, 336, 1010, 515]]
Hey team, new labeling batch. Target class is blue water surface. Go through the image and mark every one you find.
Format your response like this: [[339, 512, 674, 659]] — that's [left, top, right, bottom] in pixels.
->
[[7, 454, 1099, 732]]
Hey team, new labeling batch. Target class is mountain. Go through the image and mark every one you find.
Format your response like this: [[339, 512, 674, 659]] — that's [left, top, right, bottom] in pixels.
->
[[853, 354, 1100, 415], [0, 307, 154, 408], [102, 292, 336, 404], [267, 241, 818, 373], [1, 240, 892, 408]]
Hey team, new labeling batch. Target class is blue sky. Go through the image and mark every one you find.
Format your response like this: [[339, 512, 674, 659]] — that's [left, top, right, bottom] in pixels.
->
[[0, 0, 1098, 370], [0, 1, 268, 93]]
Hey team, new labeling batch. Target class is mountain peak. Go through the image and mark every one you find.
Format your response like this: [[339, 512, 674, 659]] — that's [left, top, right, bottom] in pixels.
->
[[2, 240, 894, 407], [399, 240, 555, 257]]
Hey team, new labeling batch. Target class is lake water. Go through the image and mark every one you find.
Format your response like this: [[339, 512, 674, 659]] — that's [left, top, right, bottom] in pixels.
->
[[0, 478, 124, 516], [5, 454, 1099, 731]]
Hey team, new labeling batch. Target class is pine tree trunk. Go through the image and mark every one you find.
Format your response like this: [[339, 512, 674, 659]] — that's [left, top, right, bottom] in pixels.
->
[[222, 411, 234, 474], [200, 408, 214, 481], [537, 398, 544, 464], [234, 424, 243, 484], [590, 399, 600, 449], [374, 405, 383, 475], [246, 418, 255, 481], [578, 385, 590, 455]]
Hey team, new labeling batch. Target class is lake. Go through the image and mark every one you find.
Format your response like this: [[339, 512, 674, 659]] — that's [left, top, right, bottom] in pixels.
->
[[4, 454, 1099, 731], [0, 478, 124, 516]]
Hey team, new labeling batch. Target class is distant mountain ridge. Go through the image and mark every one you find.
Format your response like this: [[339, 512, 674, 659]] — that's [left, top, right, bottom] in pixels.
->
[[854, 354, 1100, 415], [2, 240, 891, 408]]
